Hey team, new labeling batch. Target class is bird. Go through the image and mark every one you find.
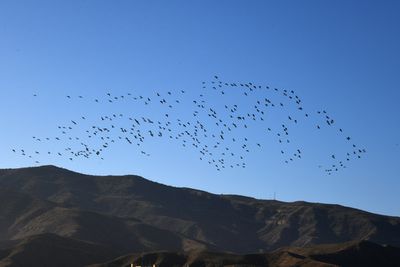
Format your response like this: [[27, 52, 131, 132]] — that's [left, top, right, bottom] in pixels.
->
[[23, 75, 365, 174]]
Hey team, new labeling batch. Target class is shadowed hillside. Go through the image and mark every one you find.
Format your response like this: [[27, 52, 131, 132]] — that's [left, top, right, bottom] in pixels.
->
[[89, 240, 400, 267], [0, 165, 399, 266], [0, 233, 116, 267]]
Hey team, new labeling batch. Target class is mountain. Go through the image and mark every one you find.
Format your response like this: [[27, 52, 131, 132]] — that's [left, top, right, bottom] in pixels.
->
[[0, 165, 399, 266], [89, 240, 400, 267], [0, 233, 116, 267]]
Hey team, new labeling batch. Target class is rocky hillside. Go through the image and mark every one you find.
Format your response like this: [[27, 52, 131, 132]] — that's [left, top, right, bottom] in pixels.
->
[[0, 165, 399, 266]]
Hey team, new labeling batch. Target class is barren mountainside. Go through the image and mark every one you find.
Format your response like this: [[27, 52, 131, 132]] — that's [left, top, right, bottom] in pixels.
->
[[89, 240, 400, 267], [0, 165, 399, 266]]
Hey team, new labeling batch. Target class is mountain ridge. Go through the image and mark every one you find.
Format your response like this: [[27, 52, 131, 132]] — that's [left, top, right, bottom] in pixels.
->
[[88, 240, 400, 267], [0, 165, 399, 266], [1, 165, 392, 216]]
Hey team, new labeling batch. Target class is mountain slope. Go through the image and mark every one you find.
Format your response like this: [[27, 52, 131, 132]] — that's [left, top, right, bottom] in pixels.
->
[[90, 240, 400, 267], [0, 233, 116, 267], [0, 165, 399, 255]]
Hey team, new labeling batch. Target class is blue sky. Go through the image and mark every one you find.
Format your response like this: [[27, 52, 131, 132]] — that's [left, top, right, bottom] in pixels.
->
[[0, 0, 399, 216]]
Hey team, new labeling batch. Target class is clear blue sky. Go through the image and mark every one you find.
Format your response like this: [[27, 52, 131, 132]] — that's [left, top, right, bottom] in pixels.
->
[[1, 1, 399, 216]]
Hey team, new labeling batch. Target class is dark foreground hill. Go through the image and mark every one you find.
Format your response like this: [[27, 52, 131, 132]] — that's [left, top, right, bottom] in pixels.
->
[[0, 165, 399, 266], [0, 233, 115, 267], [90, 240, 400, 267]]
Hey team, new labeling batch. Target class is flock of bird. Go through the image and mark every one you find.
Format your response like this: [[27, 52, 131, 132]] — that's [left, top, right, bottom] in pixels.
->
[[12, 76, 366, 174]]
